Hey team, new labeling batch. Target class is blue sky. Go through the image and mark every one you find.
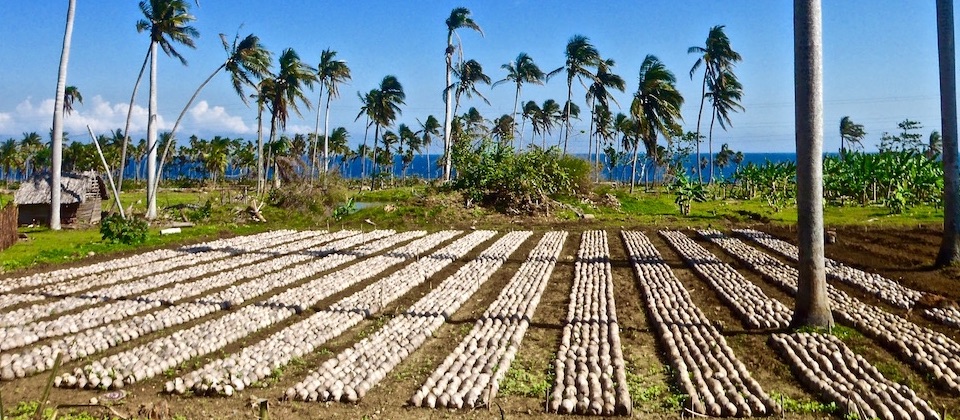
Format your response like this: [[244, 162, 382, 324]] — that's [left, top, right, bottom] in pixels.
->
[[0, 1, 951, 153]]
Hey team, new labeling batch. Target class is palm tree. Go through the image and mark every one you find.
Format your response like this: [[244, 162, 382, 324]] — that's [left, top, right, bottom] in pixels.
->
[[416, 115, 440, 178], [266, 48, 317, 188], [356, 89, 376, 181], [20, 132, 44, 179], [63, 86, 82, 116], [397, 123, 417, 177], [521, 100, 541, 148], [689, 25, 742, 183], [443, 7, 483, 182], [928, 130, 943, 159], [314, 48, 351, 178], [493, 53, 545, 141], [630, 55, 684, 193], [705, 69, 744, 182], [137, 0, 199, 219], [586, 58, 625, 180], [366, 75, 406, 188], [838, 116, 866, 154], [450, 59, 492, 126], [0, 139, 19, 183], [327, 127, 350, 173], [936, 0, 960, 266], [538, 99, 562, 147], [548, 35, 600, 154], [793, 0, 833, 328], [492, 114, 515, 145], [155, 32, 272, 192], [50, 0, 76, 229]]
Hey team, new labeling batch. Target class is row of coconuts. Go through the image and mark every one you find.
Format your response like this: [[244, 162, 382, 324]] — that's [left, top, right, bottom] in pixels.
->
[[0, 229, 290, 293], [327, 230, 498, 317], [166, 231, 455, 396], [288, 231, 530, 403], [208, 230, 433, 308], [659, 230, 792, 330], [2, 302, 221, 381], [140, 230, 387, 305], [548, 231, 632, 416], [622, 231, 779, 417], [0, 296, 103, 329], [0, 293, 44, 312], [703, 230, 960, 395], [41, 229, 313, 297], [735, 229, 924, 310], [770, 333, 940, 419], [411, 231, 567, 409], [57, 305, 295, 390], [88, 230, 340, 301], [0, 299, 160, 351], [261, 230, 461, 311], [1, 230, 373, 354]]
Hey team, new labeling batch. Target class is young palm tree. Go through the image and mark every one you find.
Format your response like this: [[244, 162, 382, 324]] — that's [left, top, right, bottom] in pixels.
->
[[521, 100, 541, 149], [705, 69, 744, 182], [689, 25, 742, 183], [586, 58, 625, 179], [266, 48, 317, 188], [493, 52, 545, 141], [838, 116, 866, 154], [314, 48, 351, 177], [155, 33, 272, 191], [443, 7, 483, 182], [793, 0, 833, 328], [416, 115, 440, 178], [137, 0, 199, 219], [936, 0, 960, 266], [538, 99, 562, 147], [630, 55, 684, 193], [50, 0, 76, 229], [548, 35, 600, 154]]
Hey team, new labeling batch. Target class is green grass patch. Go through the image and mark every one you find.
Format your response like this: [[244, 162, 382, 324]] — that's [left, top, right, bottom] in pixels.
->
[[769, 392, 839, 415], [498, 365, 552, 398]]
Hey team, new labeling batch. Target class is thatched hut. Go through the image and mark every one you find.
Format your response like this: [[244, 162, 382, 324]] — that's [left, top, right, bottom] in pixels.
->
[[14, 171, 108, 226]]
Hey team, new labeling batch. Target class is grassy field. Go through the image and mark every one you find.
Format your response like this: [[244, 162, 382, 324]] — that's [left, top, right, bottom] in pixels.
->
[[0, 184, 947, 274]]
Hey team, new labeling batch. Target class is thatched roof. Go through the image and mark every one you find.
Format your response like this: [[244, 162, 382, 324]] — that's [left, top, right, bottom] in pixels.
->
[[14, 171, 108, 205]]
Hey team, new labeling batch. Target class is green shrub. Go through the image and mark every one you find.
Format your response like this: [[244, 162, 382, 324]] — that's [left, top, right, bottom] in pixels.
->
[[100, 214, 148, 244]]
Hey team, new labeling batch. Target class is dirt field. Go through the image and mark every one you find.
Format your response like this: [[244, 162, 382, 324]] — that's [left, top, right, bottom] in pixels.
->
[[1, 225, 958, 419]]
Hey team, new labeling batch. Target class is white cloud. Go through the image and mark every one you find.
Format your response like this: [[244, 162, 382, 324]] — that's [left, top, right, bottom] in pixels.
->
[[0, 96, 252, 140], [187, 101, 250, 134]]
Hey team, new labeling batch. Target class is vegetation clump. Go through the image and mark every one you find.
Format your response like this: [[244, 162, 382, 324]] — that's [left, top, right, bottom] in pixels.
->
[[99, 214, 148, 245]]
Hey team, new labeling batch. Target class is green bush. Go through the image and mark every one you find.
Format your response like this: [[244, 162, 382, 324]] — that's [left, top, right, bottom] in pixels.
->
[[100, 214, 148, 244], [452, 139, 591, 213]]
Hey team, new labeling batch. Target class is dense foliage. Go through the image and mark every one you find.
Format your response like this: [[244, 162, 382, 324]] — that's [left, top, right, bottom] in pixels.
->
[[99, 214, 148, 244], [452, 140, 590, 213]]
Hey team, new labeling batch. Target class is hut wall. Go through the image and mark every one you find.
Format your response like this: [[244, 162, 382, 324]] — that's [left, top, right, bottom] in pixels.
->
[[16, 203, 81, 226], [76, 200, 102, 224], [0, 203, 17, 251]]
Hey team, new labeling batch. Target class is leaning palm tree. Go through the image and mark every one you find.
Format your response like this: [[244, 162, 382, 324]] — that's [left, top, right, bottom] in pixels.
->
[[50, 0, 76, 230], [630, 55, 684, 193], [689, 25, 742, 183], [838, 115, 866, 154], [443, 7, 483, 182], [548, 35, 600, 154], [266, 48, 317, 188], [313, 48, 351, 178], [137, 0, 199, 219], [493, 52, 545, 141], [704, 69, 744, 182], [155, 32, 272, 192], [63, 86, 82, 116]]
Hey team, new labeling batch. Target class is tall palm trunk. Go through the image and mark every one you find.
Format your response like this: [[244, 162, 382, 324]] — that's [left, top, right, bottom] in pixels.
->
[[708, 109, 717, 184], [146, 41, 159, 220], [50, 0, 76, 230], [360, 118, 370, 179], [512, 83, 521, 141], [323, 93, 333, 176], [371, 125, 380, 190], [694, 75, 708, 183], [937, 0, 960, 266], [562, 80, 573, 154], [256, 100, 265, 196], [269, 115, 280, 189], [311, 83, 325, 181], [629, 141, 639, 193], [155, 62, 228, 195], [443, 32, 454, 182], [119, 47, 151, 194], [792, 0, 833, 328]]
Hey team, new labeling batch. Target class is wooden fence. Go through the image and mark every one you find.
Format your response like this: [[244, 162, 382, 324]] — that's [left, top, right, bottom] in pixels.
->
[[0, 203, 17, 251]]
